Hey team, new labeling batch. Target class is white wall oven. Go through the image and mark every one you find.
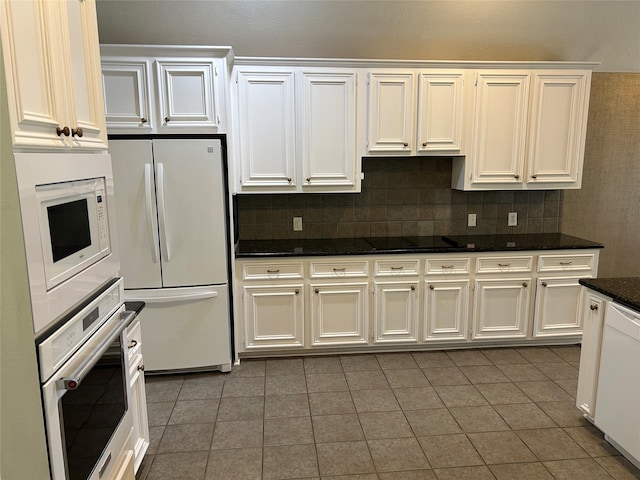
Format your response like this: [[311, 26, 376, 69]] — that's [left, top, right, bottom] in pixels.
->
[[14, 153, 120, 336], [39, 278, 135, 480]]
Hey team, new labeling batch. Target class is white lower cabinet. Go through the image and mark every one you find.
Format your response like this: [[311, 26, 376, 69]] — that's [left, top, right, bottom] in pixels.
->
[[424, 280, 469, 341], [374, 281, 419, 343], [310, 282, 368, 346], [243, 284, 304, 349], [576, 289, 608, 419], [533, 277, 584, 337], [235, 249, 599, 354], [473, 278, 532, 339], [124, 317, 149, 473]]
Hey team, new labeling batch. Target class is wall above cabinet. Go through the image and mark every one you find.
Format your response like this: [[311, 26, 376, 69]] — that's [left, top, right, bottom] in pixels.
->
[[100, 45, 233, 135]]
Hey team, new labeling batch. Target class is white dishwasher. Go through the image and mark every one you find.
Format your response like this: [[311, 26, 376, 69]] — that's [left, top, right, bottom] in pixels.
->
[[594, 301, 640, 469]]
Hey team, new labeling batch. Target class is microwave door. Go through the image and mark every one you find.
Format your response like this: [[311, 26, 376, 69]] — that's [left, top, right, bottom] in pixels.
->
[[110, 140, 162, 289]]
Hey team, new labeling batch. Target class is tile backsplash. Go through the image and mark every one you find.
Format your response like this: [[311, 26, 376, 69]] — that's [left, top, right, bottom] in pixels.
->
[[236, 157, 563, 240]]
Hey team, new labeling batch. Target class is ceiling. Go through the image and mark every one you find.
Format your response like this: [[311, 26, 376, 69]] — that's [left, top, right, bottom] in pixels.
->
[[95, 1, 640, 72]]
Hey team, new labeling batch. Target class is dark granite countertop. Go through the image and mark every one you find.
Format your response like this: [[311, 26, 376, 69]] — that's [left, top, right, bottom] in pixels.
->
[[579, 278, 640, 313], [124, 301, 145, 316], [235, 233, 603, 258]]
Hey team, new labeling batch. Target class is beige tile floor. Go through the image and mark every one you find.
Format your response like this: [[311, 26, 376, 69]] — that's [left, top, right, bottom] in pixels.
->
[[136, 346, 640, 480]]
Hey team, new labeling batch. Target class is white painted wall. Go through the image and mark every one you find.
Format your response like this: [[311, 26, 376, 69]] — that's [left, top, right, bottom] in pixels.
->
[[95, 0, 640, 71]]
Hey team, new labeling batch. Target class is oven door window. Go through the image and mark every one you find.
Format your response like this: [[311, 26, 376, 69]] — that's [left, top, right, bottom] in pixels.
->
[[60, 343, 126, 480]]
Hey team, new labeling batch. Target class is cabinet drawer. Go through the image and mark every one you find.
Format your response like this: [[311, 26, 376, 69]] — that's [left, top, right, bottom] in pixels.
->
[[425, 258, 471, 275], [375, 259, 420, 277], [476, 256, 533, 274], [242, 262, 304, 280], [310, 261, 368, 278], [537, 254, 595, 273]]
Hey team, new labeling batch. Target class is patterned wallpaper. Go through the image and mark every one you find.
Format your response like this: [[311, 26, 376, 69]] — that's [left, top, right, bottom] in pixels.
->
[[236, 157, 563, 240]]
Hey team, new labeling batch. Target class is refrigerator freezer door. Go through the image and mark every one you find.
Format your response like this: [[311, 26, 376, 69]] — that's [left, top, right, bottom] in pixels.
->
[[110, 140, 162, 288], [152, 139, 228, 287], [126, 286, 232, 372]]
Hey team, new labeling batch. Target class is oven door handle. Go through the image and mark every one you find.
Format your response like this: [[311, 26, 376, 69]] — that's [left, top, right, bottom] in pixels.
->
[[56, 310, 137, 391]]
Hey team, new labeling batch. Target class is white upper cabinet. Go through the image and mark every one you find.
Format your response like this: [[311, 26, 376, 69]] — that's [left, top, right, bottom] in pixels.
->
[[367, 70, 466, 155], [1, 0, 107, 150], [452, 68, 592, 190], [233, 63, 364, 193], [236, 68, 297, 190], [100, 45, 231, 134], [367, 72, 415, 153]]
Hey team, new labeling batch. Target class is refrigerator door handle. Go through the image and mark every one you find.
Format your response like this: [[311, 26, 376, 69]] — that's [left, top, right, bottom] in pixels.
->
[[144, 163, 160, 263], [156, 162, 171, 262], [128, 290, 219, 304]]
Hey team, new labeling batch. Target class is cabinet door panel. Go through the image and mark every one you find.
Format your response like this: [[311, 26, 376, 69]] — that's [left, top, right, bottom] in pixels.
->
[[156, 60, 218, 130], [533, 277, 585, 336], [311, 283, 368, 345], [102, 61, 153, 132], [417, 72, 464, 152], [425, 280, 469, 341], [63, 0, 107, 149], [237, 70, 296, 188], [244, 285, 304, 348], [367, 73, 414, 153], [301, 72, 356, 187], [374, 282, 418, 343], [576, 290, 606, 419], [473, 278, 531, 338], [527, 72, 589, 185], [471, 72, 530, 184]]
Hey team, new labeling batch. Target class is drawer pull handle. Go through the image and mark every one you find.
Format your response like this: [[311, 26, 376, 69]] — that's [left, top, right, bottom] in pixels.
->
[[267, 269, 280, 274], [333, 267, 346, 272], [429, 284, 435, 290], [522, 282, 528, 287], [541, 281, 548, 287], [498, 263, 511, 267], [590, 303, 599, 311], [442, 264, 455, 269], [411, 285, 416, 291], [559, 261, 573, 266], [390, 266, 404, 270], [128, 339, 138, 349], [315, 288, 319, 294]]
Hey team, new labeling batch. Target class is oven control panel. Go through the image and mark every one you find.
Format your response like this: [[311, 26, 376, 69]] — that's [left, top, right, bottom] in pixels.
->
[[38, 278, 123, 382]]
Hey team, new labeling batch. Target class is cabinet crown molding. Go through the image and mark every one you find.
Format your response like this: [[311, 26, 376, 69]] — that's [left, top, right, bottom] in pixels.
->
[[100, 44, 234, 64]]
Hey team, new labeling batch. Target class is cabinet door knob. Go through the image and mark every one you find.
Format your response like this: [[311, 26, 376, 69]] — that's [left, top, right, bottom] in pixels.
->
[[287, 177, 292, 183], [72, 127, 83, 138], [295, 289, 299, 295], [531, 175, 537, 179], [429, 284, 435, 290], [514, 174, 520, 179], [137, 364, 145, 372], [541, 281, 547, 287], [56, 126, 70, 137], [141, 117, 148, 123], [422, 141, 427, 147], [522, 282, 528, 287], [403, 142, 409, 147], [411, 285, 416, 291], [306, 177, 311, 183], [128, 339, 138, 349], [314, 288, 319, 294], [590, 303, 599, 311], [164, 116, 170, 123]]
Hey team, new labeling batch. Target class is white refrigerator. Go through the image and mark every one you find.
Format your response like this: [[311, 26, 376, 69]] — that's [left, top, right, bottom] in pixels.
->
[[110, 138, 232, 372]]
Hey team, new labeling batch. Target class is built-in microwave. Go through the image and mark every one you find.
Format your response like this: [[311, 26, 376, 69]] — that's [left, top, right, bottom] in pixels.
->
[[15, 153, 120, 336]]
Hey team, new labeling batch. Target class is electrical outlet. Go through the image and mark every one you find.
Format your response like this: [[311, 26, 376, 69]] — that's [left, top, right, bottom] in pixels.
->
[[508, 212, 518, 226], [468, 213, 477, 227], [293, 216, 303, 231]]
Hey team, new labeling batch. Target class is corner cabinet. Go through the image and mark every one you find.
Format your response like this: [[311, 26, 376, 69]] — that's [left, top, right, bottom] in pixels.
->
[[367, 70, 465, 155], [100, 45, 231, 134], [232, 62, 365, 193], [234, 248, 599, 356], [452, 69, 592, 190], [0, 0, 107, 150]]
